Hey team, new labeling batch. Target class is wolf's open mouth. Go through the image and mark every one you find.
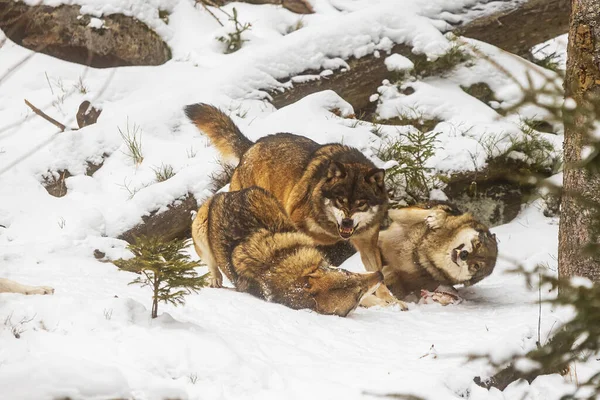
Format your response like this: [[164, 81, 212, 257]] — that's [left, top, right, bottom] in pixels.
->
[[338, 226, 355, 239]]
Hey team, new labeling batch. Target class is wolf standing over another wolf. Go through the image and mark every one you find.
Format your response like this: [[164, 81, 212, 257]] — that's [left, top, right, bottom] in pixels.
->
[[191, 186, 383, 317], [185, 103, 401, 306]]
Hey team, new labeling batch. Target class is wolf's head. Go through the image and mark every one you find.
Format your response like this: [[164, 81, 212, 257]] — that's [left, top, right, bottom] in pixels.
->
[[443, 226, 498, 286], [306, 267, 383, 317], [321, 161, 387, 239]]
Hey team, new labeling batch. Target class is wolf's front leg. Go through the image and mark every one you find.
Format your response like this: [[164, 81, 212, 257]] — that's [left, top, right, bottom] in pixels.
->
[[352, 228, 407, 309], [389, 207, 447, 228], [351, 226, 382, 272]]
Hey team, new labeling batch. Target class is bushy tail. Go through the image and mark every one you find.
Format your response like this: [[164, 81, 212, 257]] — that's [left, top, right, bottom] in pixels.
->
[[184, 103, 253, 162]]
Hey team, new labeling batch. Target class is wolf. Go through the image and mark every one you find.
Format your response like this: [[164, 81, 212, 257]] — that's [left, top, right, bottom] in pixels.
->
[[191, 186, 383, 317], [185, 103, 398, 305], [378, 201, 498, 301], [0, 278, 54, 295]]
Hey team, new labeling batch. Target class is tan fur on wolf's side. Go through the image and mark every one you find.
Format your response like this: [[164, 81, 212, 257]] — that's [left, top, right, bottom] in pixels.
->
[[0, 278, 54, 295], [185, 103, 399, 306], [191, 187, 383, 317], [379, 201, 498, 300]]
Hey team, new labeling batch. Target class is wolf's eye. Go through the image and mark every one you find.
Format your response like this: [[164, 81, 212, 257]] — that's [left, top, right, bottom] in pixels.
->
[[336, 197, 347, 207], [459, 250, 469, 260], [355, 200, 368, 210]]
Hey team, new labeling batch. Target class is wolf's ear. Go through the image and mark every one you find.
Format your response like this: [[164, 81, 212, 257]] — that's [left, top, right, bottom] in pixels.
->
[[327, 161, 346, 180], [366, 168, 385, 188]]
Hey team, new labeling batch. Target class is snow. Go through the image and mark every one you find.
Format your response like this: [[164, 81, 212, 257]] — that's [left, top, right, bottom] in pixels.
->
[[384, 54, 414, 72], [87, 17, 106, 30], [0, 0, 580, 399], [532, 34, 569, 71]]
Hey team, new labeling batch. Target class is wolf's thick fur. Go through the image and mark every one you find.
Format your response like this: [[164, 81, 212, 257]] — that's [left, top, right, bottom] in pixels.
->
[[0, 278, 54, 295], [191, 187, 383, 317], [379, 201, 498, 300], [185, 103, 398, 305]]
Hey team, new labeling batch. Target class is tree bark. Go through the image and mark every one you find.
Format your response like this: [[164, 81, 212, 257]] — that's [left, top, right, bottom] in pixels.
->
[[558, 0, 600, 282]]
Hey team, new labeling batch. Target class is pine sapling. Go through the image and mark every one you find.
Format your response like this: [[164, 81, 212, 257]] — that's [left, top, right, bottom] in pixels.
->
[[114, 236, 208, 318]]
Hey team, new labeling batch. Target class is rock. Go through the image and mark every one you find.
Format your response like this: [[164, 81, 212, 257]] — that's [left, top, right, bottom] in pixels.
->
[[0, 1, 171, 68]]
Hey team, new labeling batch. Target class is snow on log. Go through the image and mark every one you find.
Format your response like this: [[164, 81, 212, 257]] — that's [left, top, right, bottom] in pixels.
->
[[269, 0, 569, 112], [210, 0, 313, 14], [270, 44, 413, 113]]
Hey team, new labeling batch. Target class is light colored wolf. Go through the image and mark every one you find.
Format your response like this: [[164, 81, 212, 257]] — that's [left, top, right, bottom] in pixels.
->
[[379, 201, 498, 300]]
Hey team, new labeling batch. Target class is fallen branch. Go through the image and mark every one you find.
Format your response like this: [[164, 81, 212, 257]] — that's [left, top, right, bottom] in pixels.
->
[[24, 99, 66, 131]]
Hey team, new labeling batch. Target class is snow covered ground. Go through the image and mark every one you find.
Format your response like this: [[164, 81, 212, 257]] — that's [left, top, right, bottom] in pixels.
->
[[0, 1, 575, 399]]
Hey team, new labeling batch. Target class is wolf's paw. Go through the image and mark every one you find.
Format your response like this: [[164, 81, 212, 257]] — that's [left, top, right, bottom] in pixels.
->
[[425, 210, 446, 230], [360, 285, 409, 310], [360, 294, 408, 310], [27, 286, 54, 295], [209, 272, 223, 288]]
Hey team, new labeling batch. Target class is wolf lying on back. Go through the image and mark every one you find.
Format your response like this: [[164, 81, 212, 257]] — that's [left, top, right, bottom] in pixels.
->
[[191, 186, 383, 317], [185, 103, 399, 306], [379, 201, 498, 301]]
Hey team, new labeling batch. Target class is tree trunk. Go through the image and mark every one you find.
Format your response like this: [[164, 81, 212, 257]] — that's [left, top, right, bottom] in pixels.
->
[[558, 0, 600, 282], [152, 277, 159, 319]]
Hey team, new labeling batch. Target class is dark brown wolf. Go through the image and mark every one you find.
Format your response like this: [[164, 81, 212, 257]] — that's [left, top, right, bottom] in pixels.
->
[[378, 201, 498, 300], [185, 103, 399, 306], [191, 186, 383, 317]]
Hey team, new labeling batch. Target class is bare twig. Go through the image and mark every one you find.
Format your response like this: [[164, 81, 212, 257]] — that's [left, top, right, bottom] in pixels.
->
[[196, 0, 224, 26], [24, 99, 67, 132]]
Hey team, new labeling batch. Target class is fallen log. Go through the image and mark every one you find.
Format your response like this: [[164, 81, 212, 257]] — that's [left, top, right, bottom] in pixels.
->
[[270, 44, 414, 113], [454, 0, 570, 57], [118, 195, 198, 244], [207, 0, 313, 14], [0, 1, 171, 68]]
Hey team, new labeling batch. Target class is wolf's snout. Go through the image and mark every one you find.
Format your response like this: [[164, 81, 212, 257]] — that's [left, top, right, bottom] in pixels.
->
[[339, 218, 355, 239]]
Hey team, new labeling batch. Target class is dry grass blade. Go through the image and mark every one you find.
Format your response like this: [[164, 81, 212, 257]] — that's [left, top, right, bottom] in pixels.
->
[[119, 118, 144, 166]]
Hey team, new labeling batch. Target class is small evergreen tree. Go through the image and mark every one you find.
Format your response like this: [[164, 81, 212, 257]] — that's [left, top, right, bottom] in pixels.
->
[[114, 236, 208, 318]]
